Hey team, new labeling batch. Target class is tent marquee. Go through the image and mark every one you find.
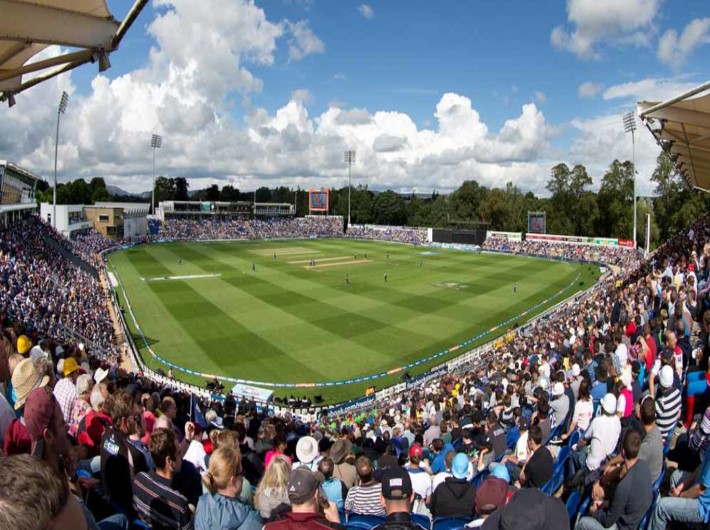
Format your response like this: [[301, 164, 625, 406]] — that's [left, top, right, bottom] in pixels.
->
[[638, 81, 710, 192], [0, 0, 148, 106]]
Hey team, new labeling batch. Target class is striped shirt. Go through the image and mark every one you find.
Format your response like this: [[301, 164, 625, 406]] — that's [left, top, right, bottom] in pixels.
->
[[344, 482, 385, 516], [655, 387, 682, 440], [133, 471, 192, 530]]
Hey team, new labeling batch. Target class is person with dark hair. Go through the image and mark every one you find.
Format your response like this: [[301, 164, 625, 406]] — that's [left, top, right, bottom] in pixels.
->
[[319, 457, 344, 510], [562, 378, 594, 441], [0, 454, 89, 530], [518, 424, 553, 489], [430, 452, 476, 519], [100, 389, 149, 518], [575, 430, 652, 530], [133, 428, 193, 530], [344, 456, 385, 516], [372, 467, 427, 530]]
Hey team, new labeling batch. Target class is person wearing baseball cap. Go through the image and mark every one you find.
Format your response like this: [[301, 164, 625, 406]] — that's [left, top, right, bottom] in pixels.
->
[[264, 467, 343, 530], [23, 386, 72, 471], [480, 487, 569, 530], [468, 476, 509, 528], [374, 467, 427, 530], [430, 452, 475, 519], [53, 356, 81, 424], [569, 393, 621, 483], [651, 364, 683, 441], [405, 444, 432, 505]]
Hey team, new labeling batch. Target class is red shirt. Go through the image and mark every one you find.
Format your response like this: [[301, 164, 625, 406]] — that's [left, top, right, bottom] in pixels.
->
[[4, 418, 31, 456], [643, 335, 657, 371]]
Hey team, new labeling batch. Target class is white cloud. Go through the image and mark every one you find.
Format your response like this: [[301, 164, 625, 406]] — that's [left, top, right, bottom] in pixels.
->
[[284, 20, 325, 61], [602, 77, 698, 102], [551, 0, 661, 59], [657, 18, 710, 66], [578, 81, 605, 98], [569, 113, 660, 195], [333, 73, 347, 81], [358, 4, 374, 19], [0, 1, 565, 196]]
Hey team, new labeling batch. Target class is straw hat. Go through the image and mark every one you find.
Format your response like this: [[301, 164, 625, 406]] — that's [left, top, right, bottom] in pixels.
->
[[12, 358, 49, 410]]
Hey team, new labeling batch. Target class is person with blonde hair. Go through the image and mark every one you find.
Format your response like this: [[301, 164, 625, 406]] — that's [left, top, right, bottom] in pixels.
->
[[255, 454, 292, 519], [194, 446, 262, 530]]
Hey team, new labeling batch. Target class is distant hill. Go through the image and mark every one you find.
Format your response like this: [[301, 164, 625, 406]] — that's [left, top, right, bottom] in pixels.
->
[[107, 185, 150, 200]]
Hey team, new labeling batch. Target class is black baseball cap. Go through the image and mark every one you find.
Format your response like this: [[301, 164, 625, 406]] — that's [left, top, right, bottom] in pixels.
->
[[381, 467, 413, 500], [287, 468, 321, 504]]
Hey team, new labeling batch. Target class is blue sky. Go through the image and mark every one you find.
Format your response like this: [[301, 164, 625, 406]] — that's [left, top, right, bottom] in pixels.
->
[[3, 0, 710, 195]]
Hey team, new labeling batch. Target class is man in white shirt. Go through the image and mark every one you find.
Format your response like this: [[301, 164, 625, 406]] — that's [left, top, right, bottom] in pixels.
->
[[406, 444, 432, 504], [568, 393, 621, 480]]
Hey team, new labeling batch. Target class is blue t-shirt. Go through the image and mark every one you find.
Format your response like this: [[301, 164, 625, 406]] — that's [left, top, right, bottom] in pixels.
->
[[591, 380, 607, 401], [697, 447, 710, 522]]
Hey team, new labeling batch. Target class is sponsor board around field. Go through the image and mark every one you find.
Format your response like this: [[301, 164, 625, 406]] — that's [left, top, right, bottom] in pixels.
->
[[140, 273, 222, 282], [486, 231, 522, 242]]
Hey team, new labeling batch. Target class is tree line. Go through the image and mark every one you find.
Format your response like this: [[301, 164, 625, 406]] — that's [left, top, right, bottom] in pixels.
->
[[38, 153, 708, 248]]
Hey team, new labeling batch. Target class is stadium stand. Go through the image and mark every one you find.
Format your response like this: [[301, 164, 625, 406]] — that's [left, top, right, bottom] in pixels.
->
[[2, 211, 710, 530]]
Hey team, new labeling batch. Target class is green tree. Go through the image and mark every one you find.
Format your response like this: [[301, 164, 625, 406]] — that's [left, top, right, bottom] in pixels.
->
[[480, 187, 512, 230], [372, 190, 405, 225], [596, 160, 634, 239], [451, 181, 486, 221], [205, 184, 220, 201], [220, 185, 240, 202], [651, 151, 707, 243], [175, 177, 190, 201], [154, 176, 176, 204]]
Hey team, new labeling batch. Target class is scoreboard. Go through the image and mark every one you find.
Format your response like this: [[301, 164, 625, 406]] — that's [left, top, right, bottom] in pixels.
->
[[309, 189, 329, 212], [527, 211, 546, 234]]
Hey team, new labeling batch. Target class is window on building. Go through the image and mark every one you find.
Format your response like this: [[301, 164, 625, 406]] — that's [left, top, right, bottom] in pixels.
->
[[99, 215, 109, 222]]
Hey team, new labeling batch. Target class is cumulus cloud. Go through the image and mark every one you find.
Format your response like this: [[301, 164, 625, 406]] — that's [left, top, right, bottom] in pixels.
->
[[657, 18, 710, 66], [358, 4, 374, 19], [0, 0, 562, 196], [578, 81, 605, 98], [551, 0, 661, 59], [284, 20, 325, 61]]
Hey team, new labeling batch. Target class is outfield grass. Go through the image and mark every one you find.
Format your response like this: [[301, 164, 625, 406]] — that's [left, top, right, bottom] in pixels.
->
[[109, 239, 599, 404]]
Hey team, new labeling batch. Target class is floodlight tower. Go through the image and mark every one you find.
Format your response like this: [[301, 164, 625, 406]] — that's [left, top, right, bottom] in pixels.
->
[[150, 134, 163, 214], [53, 91, 69, 229], [623, 111, 637, 249], [344, 150, 356, 226]]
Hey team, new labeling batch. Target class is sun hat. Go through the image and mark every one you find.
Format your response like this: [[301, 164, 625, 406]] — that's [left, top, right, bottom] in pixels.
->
[[29, 346, 47, 365], [17, 335, 31, 355], [94, 366, 109, 384], [601, 393, 617, 415], [63, 357, 80, 377], [490, 463, 511, 483], [330, 439, 352, 464], [12, 358, 50, 410], [451, 453, 469, 479], [659, 365, 674, 388], [296, 436, 319, 464]]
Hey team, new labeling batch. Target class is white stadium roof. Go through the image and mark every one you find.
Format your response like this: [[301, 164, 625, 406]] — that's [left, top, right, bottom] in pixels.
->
[[638, 81, 710, 192], [0, 0, 148, 106]]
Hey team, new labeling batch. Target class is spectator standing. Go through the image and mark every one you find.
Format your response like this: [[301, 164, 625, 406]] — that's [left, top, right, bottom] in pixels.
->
[[53, 357, 80, 424]]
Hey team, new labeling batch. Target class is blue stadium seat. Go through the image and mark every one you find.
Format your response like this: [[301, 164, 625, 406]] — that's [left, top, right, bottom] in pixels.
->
[[411, 513, 431, 529], [347, 514, 386, 530], [652, 464, 666, 493], [470, 469, 489, 488], [575, 496, 591, 527], [567, 430, 581, 448], [639, 490, 660, 530], [542, 445, 570, 495], [565, 490, 581, 521], [432, 516, 470, 530], [132, 520, 150, 530], [452, 437, 462, 450]]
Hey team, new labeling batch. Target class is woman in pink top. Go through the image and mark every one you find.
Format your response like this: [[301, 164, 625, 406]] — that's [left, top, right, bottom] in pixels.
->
[[264, 434, 291, 469]]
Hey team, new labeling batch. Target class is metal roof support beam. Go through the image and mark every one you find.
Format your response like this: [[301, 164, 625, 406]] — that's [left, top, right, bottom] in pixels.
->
[[0, 0, 118, 49], [638, 81, 710, 118]]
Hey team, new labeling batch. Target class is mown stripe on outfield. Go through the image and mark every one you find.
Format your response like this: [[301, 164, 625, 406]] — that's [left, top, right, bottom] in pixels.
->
[[125, 247, 324, 381]]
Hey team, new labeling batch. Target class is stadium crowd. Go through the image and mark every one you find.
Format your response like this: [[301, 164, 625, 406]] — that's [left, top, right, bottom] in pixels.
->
[[0, 212, 709, 530], [346, 225, 429, 246], [482, 237, 638, 269], [159, 217, 344, 241]]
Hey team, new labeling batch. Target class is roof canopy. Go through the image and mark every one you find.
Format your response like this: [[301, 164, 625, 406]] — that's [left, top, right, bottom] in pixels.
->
[[638, 81, 710, 191], [0, 0, 148, 106]]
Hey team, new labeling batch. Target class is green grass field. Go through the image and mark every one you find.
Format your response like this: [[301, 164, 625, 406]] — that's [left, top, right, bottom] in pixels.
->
[[108, 239, 599, 403]]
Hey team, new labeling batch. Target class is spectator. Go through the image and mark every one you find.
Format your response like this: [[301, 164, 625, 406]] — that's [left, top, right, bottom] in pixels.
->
[[53, 356, 80, 424], [480, 487, 569, 530], [651, 365, 682, 441], [319, 457, 344, 511], [405, 444, 432, 506], [255, 454, 291, 520], [331, 439, 357, 490], [518, 425, 553, 489], [344, 456, 385, 516], [264, 467, 343, 530], [569, 394, 621, 483], [372, 467, 427, 530], [562, 378, 593, 441], [194, 446, 262, 530], [133, 428, 193, 530], [430, 452, 476, 519], [467, 476, 509, 528], [576, 429, 653, 530]]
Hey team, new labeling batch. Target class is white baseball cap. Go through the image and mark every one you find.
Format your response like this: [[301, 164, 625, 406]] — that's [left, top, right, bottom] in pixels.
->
[[552, 382, 565, 397], [659, 365, 674, 388], [571, 364, 581, 377], [601, 393, 617, 415]]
